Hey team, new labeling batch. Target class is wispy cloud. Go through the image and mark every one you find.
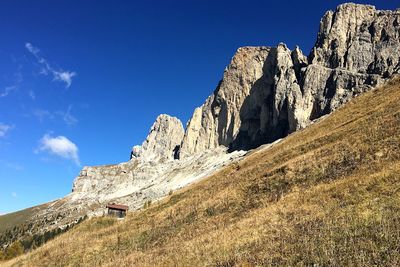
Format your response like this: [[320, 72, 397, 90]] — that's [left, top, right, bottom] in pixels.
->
[[0, 123, 13, 137], [37, 134, 80, 165], [53, 71, 75, 88], [32, 106, 78, 126], [0, 57, 23, 98], [25, 42, 76, 88], [33, 108, 55, 122], [0, 160, 23, 171], [28, 90, 36, 100], [0, 85, 17, 97], [25, 43, 40, 54], [61, 105, 78, 126], [11, 192, 17, 198]]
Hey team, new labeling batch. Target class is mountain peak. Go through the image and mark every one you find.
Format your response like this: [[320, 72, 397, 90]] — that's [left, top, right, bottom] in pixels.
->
[[131, 114, 184, 162]]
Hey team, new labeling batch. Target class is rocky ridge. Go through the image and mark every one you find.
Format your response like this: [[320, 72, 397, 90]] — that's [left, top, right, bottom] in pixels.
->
[[44, 2, 400, 226], [131, 3, 399, 160], [178, 3, 399, 154]]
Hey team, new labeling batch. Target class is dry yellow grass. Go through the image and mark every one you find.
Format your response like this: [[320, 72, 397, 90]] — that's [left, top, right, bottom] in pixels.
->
[[4, 77, 400, 266]]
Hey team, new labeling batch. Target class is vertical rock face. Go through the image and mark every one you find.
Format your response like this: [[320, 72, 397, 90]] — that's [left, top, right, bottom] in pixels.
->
[[179, 43, 311, 154], [311, 3, 400, 75], [301, 3, 399, 121], [131, 114, 184, 162], [180, 3, 400, 154], [232, 44, 308, 150], [180, 47, 270, 156]]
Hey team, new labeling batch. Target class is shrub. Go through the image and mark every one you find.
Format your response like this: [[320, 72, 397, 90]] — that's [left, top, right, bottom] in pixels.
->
[[143, 200, 152, 209], [4, 240, 24, 260]]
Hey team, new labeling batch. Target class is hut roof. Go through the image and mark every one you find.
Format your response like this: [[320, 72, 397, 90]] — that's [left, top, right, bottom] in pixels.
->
[[106, 203, 129, 211]]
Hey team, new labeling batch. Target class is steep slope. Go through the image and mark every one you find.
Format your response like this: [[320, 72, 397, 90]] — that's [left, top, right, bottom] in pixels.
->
[[7, 77, 400, 266], [0, 205, 48, 236], [0, 119, 244, 250], [0, 203, 52, 242]]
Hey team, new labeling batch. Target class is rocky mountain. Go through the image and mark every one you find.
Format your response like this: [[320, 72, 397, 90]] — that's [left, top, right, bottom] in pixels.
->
[[10, 73, 400, 267], [131, 114, 184, 162], [1, 2, 399, 251], [179, 3, 400, 155], [180, 46, 271, 156], [52, 2, 400, 218]]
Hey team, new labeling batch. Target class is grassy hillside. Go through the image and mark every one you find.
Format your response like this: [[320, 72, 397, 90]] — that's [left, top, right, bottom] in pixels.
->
[[5, 78, 400, 266], [0, 205, 48, 235], [0, 202, 54, 248]]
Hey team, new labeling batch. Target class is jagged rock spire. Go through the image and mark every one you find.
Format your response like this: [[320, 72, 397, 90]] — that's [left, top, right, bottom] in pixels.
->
[[131, 114, 184, 162]]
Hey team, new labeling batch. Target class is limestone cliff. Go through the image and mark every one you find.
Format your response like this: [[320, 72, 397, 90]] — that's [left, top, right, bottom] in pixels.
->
[[59, 3, 400, 217], [131, 114, 184, 162], [180, 3, 400, 154], [180, 47, 271, 156]]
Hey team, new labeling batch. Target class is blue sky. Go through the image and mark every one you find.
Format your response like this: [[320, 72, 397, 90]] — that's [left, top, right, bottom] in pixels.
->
[[0, 0, 397, 214]]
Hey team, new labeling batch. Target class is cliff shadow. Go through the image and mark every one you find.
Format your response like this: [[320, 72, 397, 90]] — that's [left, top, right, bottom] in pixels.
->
[[228, 47, 291, 152]]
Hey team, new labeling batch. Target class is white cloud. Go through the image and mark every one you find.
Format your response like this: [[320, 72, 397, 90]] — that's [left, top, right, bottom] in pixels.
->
[[11, 192, 17, 198], [25, 42, 76, 88], [37, 134, 80, 165], [25, 42, 40, 55], [33, 106, 78, 126], [29, 90, 36, 100], [0, 160, 23, 171], [62, 105, 78, 126], [0, 123, 13, 137], [0, 64, 23, 98], [53, 70, 76, 88], [33, 108, 54, 122], [0, 85, 17, 97]]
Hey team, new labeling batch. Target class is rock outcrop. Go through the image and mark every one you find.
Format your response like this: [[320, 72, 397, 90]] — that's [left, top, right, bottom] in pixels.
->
[[311, 3, 400, 74], [131, 114, 184, 162], [179, 3, 400, 154], [72, 147, 245, 206]]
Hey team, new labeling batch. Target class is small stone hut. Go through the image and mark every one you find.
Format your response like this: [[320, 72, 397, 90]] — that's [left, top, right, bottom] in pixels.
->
[[106, 203, 129, 218]]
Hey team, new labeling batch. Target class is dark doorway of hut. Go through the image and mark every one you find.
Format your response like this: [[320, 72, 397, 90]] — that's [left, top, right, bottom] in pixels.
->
[[106, 203, 129, 218]]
